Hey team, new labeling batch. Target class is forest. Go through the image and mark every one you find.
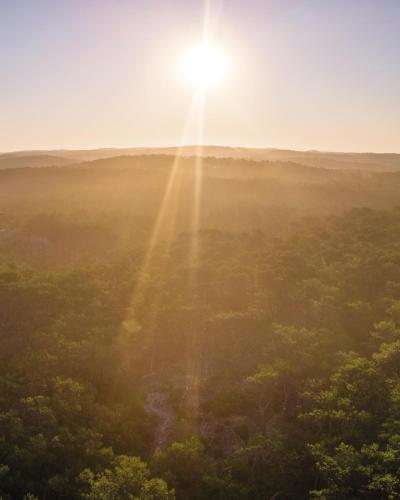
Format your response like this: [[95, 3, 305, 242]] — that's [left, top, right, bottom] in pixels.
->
[[2, 154, 400, 499]]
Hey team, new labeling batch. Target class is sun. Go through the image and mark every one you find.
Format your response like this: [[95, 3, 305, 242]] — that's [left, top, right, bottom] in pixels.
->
[[182, 44, 228, 89]]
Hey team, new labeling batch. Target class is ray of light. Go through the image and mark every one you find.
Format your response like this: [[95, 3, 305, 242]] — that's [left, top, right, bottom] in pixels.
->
[[117, 0, 215, 442], [129, 0, 213, 315], [182, 0, 212, 425], [115, 95, 204, 393], [128, 95, 200, 312], [188, 0, 210, 269]]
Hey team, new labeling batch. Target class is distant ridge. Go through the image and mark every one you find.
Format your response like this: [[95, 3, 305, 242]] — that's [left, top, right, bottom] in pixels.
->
[[0, 154, 74, 170], [1, 146, 400, 171]]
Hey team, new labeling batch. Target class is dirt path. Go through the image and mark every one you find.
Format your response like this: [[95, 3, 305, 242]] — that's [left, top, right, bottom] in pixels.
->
[[145, 391, 175, 450]]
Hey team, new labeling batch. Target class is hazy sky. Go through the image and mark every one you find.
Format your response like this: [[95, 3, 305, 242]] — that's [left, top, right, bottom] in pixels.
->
[[1, 0, 399, 153]]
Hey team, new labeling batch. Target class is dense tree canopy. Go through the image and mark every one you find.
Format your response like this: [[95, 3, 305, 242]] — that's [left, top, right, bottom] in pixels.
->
[[2, 158, 400, 498]]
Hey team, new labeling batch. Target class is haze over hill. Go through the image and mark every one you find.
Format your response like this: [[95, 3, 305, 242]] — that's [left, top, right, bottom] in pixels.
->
[[0, 154, 74, 170], [1, 154, 400, 259], [3, 150, 400, 499], [2, 146, 400, 172]]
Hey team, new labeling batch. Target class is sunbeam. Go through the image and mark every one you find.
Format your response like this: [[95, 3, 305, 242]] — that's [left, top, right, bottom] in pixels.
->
[[181, 0, 211, 429], [120, 0, 216, 442]]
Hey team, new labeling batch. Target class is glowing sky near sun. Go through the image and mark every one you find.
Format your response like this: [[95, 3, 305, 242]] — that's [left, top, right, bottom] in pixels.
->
[[1, 0, 399, 153]]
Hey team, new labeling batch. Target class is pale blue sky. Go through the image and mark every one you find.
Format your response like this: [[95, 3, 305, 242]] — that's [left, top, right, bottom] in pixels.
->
[[1, 0, 399, 152]]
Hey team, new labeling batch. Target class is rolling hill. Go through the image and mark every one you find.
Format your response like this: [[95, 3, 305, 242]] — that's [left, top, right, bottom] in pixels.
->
[[1, 146, 400, 171]]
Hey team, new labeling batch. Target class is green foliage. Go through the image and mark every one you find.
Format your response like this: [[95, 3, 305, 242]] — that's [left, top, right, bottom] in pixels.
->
[[151, 438, 209, 499], [80, 455, 174, 500], [3, 170, 400, 499]]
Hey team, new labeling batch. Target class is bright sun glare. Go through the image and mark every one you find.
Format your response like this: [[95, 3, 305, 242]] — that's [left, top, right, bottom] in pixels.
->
[[182, 45, 228, 89]]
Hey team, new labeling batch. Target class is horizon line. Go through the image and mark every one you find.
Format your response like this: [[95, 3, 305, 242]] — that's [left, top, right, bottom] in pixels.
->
[[1, 144, 400, 156]]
